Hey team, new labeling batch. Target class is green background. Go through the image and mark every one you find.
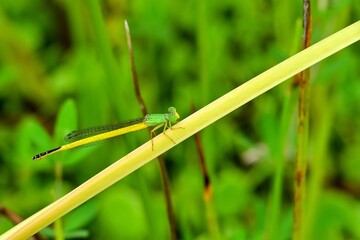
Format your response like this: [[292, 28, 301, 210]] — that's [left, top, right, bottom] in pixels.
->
[[0, 0, 359, 239]]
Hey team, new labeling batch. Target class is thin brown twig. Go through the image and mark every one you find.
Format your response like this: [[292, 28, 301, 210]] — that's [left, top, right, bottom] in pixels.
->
[[191, 104, 211, 199], [192, 104, 220, 239], [196, 130, 211, 198], [0, 205, 46, 240], [124, 20, 178, 240], [124, 20, 148, 115], [0, 205, 23, 225]]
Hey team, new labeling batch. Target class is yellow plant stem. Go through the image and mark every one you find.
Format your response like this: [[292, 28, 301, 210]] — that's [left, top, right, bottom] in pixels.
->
[[1, 21, 359, 240]]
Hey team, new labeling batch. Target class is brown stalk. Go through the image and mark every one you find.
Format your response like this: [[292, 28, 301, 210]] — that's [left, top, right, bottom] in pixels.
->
[[0, 205, 45, 240], [293, 1, 312, 240], [124, 20, 178, 240], [192, 104, 220, 239]]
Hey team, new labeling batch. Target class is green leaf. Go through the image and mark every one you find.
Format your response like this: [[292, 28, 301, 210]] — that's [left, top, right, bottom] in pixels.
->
[[14, 118, 52, 165], [54, 99, 78, 146]]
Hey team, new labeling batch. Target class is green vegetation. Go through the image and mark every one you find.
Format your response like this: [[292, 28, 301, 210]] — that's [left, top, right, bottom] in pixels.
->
[[0, 1, 359, 239]]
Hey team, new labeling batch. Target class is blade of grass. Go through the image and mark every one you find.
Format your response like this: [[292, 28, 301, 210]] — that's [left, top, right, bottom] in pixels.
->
[[86, 0, 123, 116], [305, 85, 333, 239], [265, 87, 297, 240], [1, 21, 359, 240], [63, 0, 86, 47], [197, 0, 209, 105], [264, 19, 303, 240]]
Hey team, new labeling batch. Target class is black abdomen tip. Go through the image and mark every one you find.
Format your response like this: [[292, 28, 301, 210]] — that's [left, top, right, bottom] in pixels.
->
[[32, 147, 61, 161]]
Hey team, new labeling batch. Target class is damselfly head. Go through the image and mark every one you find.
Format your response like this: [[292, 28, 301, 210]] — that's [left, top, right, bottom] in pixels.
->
[[168, 107, 180, 120]]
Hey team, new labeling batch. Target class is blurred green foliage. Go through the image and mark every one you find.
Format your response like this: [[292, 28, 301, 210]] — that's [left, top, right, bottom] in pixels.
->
[[0, 0, 359, 239]]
